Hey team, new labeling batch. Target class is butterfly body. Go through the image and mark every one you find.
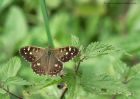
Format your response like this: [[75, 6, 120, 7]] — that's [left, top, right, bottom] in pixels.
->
[[20, 46, 79, 76]]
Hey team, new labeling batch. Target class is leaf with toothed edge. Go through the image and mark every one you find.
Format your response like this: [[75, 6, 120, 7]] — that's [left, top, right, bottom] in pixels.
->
[[19, 46, 79, 76]]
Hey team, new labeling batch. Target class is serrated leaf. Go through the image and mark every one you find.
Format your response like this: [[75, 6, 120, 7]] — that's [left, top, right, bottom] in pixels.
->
[[81, 73, 131, 96], [128, 63, 140, 78], [5, 77, 31, 86], [112, 60, 129, 81], [0, 93, 10, 99], [71, 35, 80, 47], [63, 71, 76, 97], [0, 89, 6, 94], [0, 57, 21, 81], [85, 42, 114, 59], [27, 77, 62, 94], [127, 74, 140, 92], [127, 64, 140, 92]]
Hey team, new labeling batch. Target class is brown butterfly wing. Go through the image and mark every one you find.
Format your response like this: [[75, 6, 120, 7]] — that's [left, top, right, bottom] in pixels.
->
[[20, 46, 45, 62], [52, 46, 79, 62], [31, 49, 63, 75], [20, 46, 79, 76]]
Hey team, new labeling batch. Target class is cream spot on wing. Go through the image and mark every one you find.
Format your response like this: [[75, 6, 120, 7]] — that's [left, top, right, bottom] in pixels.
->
[[60, 49, 63, 52], [29, 52, 32, 55], [23, 48, 26, 51], [55, 64, 58, 67], [37, 63, 40, 66], [71, 53, 73, 55], [24, 52, 27, 54], [27, 47, 30, 51], [66, 52, 68, 55], [69, 47, 71, 51]]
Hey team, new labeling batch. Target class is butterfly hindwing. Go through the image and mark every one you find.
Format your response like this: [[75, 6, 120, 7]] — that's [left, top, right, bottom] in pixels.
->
[[20, 46, 45, 62], [48, 55, 63, 75], [32, 51, 63, 75]]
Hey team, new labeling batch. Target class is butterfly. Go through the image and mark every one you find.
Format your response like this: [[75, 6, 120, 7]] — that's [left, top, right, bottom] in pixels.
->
[[19, 46, 79, 76]]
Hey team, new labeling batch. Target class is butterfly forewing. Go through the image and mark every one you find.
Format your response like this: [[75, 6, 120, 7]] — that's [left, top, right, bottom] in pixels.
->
[[52, 46, 79, 62], [20, 46, 45, 62]]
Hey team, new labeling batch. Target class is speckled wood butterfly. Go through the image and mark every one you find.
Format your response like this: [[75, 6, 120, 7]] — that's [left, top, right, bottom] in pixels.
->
[[19, 46, 79, 76]]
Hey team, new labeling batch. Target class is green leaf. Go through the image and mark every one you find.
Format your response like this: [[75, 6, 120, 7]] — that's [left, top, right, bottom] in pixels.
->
[[26, 76, 62, 94], [81, 73, 131, 96], [0, 89, 6, 94], [0, 93, 10, 99], [112, 60, 129, 81], [46, 0, 62, 9], [128, 63, 140, 79], [0, 57, 21, 81], [62, 70, 78, 98], [5, 77, 31, 86], [85, 42, 114, 59], [71, 35, 80, 47], [127, 64, 140, 92], [0, 0, 13, 12], [71, 35, 84, 60], [2, 6, 27, 55]]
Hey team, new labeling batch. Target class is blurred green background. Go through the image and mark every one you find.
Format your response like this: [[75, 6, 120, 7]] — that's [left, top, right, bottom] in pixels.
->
[[0, 0, 140, 99]]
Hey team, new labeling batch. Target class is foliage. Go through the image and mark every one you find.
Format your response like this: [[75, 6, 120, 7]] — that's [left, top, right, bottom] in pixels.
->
[[0, 0, 140, 99]]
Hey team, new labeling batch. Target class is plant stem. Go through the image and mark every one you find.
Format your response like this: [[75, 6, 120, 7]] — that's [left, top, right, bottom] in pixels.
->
[[75, 57, 85, 73], [60, 87, 68, 99], [0, 87, 23, 99], [40, 0, 54, 48], [111, 95, 117, 99]]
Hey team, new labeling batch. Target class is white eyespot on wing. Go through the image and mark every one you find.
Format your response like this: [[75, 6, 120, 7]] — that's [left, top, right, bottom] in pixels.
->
[[27, 47, 30, 51], [55, 64, 58, 67], [24, 52, 27, 54], [65, 52, 68, 55], [69, 47, 71, 51], [71, 53, 73, 55], [23, 48, 26, 51], [29, 52, 32, 55], [37, 63, 40, 66]]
